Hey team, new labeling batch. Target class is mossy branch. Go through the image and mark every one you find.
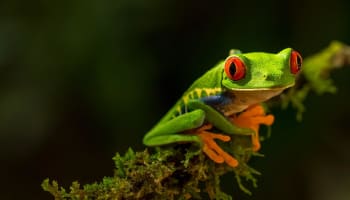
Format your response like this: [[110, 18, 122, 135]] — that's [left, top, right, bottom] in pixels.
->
[[42, 41, 350, 200], [43, 136, 260, 199]]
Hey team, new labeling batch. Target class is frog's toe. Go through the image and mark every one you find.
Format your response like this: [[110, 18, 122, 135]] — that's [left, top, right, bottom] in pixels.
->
[[189, 124, 239, 167]]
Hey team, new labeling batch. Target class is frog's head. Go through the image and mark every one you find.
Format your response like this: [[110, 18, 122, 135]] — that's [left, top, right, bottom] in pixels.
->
[[222, 48, 302, 91], [220, 48, 302, 109]]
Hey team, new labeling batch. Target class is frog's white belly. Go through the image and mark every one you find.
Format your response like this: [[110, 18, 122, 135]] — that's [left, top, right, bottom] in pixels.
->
[[216, 87, 287, 116]]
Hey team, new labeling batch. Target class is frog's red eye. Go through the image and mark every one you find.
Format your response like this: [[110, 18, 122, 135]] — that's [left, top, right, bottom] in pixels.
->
[[224, 56, 246, 81], [290, 50, 302, 74]]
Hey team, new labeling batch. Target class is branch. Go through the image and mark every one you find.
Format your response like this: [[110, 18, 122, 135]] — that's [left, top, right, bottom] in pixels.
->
[[42, 41, 350, 200]]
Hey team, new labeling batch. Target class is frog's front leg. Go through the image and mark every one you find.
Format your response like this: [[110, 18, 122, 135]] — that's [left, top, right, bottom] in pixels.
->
[[186, 100, 254, 167], [187, 123, 239, 167]]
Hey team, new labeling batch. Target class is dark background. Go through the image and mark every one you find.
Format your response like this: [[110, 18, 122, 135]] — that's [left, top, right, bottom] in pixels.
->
[[1, 0, 350, 199]]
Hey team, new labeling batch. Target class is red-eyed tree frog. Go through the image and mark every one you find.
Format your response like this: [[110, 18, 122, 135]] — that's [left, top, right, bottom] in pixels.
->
[[143, 48, 302, 168]]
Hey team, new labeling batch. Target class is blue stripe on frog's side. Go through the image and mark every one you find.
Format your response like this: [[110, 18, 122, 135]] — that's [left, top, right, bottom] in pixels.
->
[[200, 94, 232, 106], [175, 90, 237, 119], [173, 88, 223, 117], [199, 92, 239, 117]]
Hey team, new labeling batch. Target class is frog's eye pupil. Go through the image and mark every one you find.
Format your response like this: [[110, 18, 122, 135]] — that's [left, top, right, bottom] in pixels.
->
[[229, 63, 236, 76], [290, 50, 302, 74], [224, 56, 246, 81], [297, 56, 302, 68]]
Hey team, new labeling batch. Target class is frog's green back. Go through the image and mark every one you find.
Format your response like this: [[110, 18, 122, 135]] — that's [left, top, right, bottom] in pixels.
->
[[157, 62, 225, 123]]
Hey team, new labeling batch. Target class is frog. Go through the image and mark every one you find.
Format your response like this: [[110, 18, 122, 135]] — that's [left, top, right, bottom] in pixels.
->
[[143, 48, 302, 167]]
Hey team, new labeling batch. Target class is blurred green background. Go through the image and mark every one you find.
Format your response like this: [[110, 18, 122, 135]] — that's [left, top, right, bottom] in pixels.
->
[[1, 0, 350, 199]]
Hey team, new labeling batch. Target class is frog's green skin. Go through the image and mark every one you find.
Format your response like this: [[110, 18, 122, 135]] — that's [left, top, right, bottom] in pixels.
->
[[143, 48, 297, 146]]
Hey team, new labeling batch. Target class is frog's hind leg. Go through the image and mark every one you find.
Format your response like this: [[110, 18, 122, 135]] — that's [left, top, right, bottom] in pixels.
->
[[143, 109, 205, 146], [231, 104, 274, 151]]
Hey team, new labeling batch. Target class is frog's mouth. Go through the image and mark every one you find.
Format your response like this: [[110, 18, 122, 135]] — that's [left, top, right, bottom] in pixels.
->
[[229, 83, 294, 92], [230, 83, 294, 103], [219, 84, 294, 116]]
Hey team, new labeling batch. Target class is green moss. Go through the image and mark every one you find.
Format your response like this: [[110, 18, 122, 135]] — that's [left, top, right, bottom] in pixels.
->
[[43, 136, 260, 199]]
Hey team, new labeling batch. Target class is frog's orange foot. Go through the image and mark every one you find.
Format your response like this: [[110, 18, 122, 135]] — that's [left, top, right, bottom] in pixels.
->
[[231, 104, 274, 151], [191, 124, 239, 168]]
